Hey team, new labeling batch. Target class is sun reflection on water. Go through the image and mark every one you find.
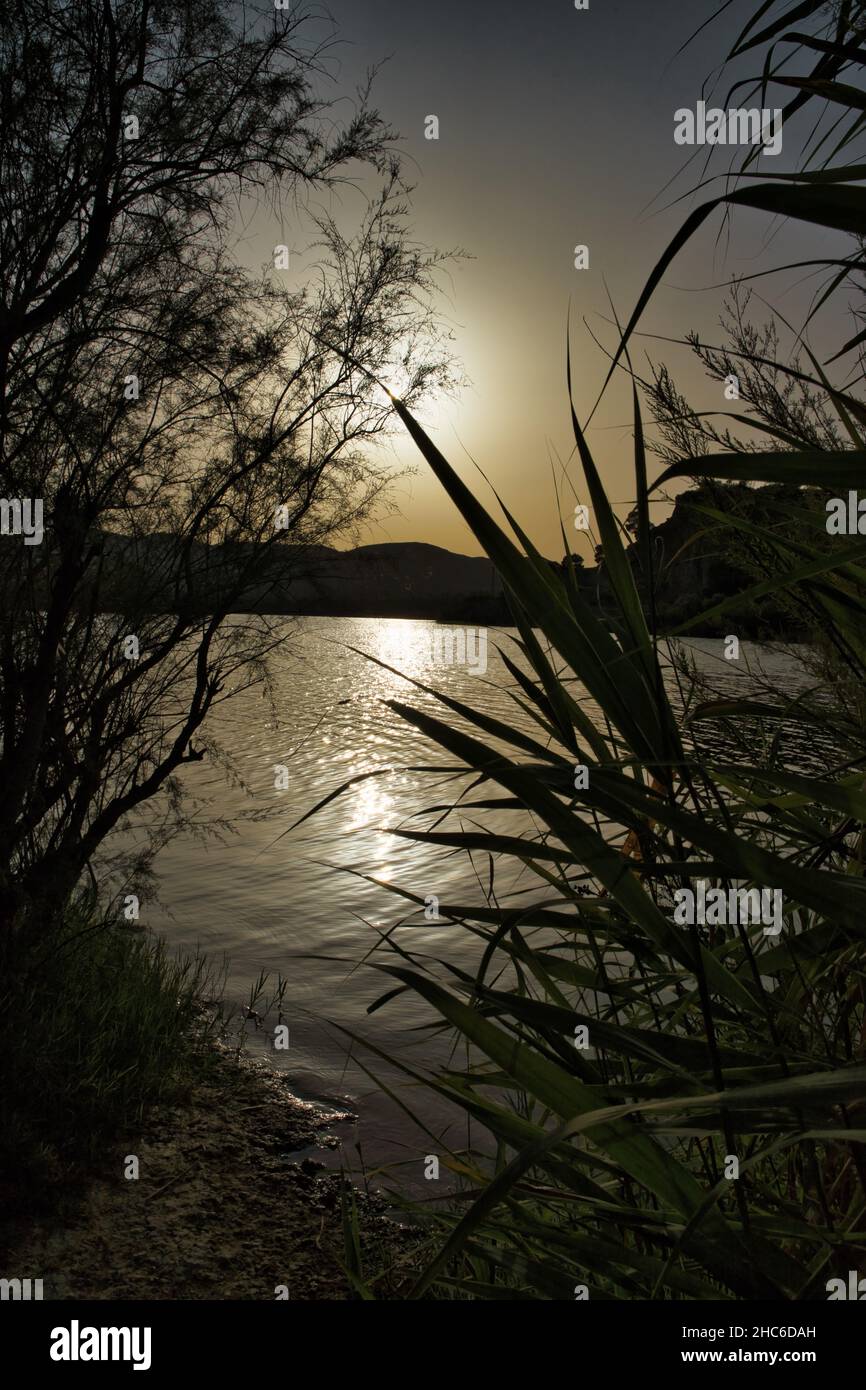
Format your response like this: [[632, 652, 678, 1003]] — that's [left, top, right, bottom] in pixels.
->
[[368, 618, 432, 681], [347, 773, 395, 832], [317, 617, 444, 856]]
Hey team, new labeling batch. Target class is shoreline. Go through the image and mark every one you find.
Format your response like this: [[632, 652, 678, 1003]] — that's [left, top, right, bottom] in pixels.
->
[[7, 1040, 420, 1301]]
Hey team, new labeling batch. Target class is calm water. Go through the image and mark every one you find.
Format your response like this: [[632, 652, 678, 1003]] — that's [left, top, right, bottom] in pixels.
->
[[139, 617, 825, 1186]]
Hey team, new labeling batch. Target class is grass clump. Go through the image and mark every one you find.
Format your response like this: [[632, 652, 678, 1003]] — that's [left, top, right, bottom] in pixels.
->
[[0, 892, 222, 1219]]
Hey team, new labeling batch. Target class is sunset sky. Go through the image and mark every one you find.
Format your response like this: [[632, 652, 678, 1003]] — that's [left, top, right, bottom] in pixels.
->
[[251, 0, 850, 558]]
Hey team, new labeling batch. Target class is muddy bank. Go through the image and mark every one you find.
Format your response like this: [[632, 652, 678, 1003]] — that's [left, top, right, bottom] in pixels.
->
[[8, 1042, 420, 1300]]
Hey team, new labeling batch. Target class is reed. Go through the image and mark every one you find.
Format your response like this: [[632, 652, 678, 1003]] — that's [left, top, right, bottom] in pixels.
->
[[332, 1, 866, 1299]]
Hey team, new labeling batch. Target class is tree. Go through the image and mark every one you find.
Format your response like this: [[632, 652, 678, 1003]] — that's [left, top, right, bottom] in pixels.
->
[[0, 0, 453, 939]]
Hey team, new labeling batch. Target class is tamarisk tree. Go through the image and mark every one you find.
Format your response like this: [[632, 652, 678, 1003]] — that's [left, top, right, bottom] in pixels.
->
[[0, 0, 453, 937]]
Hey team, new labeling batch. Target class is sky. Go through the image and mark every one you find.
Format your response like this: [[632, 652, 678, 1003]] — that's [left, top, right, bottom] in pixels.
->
[[247, 0, 851, 557]]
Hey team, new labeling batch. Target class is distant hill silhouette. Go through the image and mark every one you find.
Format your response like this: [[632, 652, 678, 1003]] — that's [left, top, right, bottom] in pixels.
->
[[93, 535, 510, 622], [75, 484, 801, 635]]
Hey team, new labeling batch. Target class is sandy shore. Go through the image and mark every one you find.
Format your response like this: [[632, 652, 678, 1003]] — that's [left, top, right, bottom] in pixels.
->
[[9, 1042, 419, 1300]]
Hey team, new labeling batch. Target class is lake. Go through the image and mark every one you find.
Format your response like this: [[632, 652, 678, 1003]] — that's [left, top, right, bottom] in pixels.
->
[[142, 616, 824, 1190]]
